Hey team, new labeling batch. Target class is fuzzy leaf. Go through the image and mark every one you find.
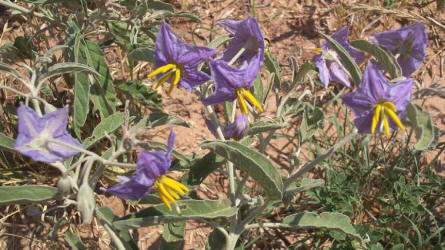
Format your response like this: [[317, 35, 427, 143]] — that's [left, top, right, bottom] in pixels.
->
[[117, 80, 161, 108], [0, 185, 60, 205], [0, 132, 15, 150], [83, 112, 125, 149], [321, 33, 362, 86], [127, 47, 155, 63], [161, 221, 185, 250], [247, 120, 283, 135], [405, 103, 438, 151], [113, 199, 236, 230], [350, 39, 402, 79], [63, 230, 86, 250], [96, 206, 138, 250], [40, 62, 99, 84], [283, 212, 362, 241], [265, 52, 281, 87], [201, 140, 283, 200]]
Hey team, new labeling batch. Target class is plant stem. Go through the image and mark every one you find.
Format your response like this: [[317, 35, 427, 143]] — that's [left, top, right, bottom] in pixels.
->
[[0, 0, 54, 22], [283, 128, 358, 190], [47, 138, 136, 168]]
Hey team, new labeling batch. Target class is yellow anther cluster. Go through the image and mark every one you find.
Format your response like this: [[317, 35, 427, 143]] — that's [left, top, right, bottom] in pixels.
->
[[154, 175, 189, 211], [148, 63, 182, 96], [235, 87, 263, 114], [371, 100, 404, 136]]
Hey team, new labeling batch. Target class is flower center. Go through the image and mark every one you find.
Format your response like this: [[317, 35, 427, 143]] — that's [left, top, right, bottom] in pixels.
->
[[148, 63, 182, 96], [153, 175, 189, 211], [235, 87, 263, 114], [371, 100, 404, 136], [28, 129, 53, 150]]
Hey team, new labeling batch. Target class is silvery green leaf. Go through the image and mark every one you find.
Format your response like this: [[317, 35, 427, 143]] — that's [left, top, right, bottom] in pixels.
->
[[300, 104, 324, 142], [161, 221, 185, 250], [283, 212, 362, 241], [207, 35, 232, 49], [39, 62, 99, 84], [130, 112, 189, 135], [77, 183, 96, 224], [252, 73, 263, 105], [265, 52, 281, 87], [247, 120, 284, 135], [180, 152, 225, 187], [117, 80, 161, 108], [96, 206, 138, 250], [63, 229, 86, 250], [201, 140, 283, 201], [127, 47, 155, 63], [0, 185, 60, 205], [405, 103, 438, 151], [0, 132, 15, 150], [82, 39, 119, 118], [57, 175, 73, 196], [350, 39, 402, 79], [320, 33, 362, 86], [206, 229, 226, 250], [83, 112, 125, 149], [113, 199, 236, 230], [0, 62, 28, 83]]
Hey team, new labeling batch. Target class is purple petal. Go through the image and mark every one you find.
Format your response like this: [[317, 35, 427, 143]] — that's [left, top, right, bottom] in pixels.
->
[[383, 78, 413, 113], [328, 61, 352, 88], [219, 17, 265, 65], [352, 109, 374, 134], [372, 22, 427, 76], [223, 114, 248, 140], [136, 149, 170, 178], [313, 54, 330, 88], [179, 67, 211, 91], [43, 106, 69, 137], [358, 62, 387, 103], [205, 118, 218, 139], [105, 175, 153, 200]]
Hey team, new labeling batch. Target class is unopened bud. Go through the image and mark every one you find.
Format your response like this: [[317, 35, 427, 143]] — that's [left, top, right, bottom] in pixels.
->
[[57, 175, 72, 196], [77, 183, 96, 224]]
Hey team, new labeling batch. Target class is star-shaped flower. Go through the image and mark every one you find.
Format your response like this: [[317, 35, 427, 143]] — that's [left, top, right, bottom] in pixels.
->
[[202, 53, 263, 114], [148, 21, 217, 95], [219, 17, 266, 66], [313, 26, 365, 88], [14, 105, 82, 163], [342, 62, 413, 136], [372, 22, 427, 77], [106, 128, 188, 211]]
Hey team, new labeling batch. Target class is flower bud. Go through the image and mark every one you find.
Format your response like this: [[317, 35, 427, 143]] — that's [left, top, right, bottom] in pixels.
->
[[77, 183, 96, 224], [57, 175, 72, 196]]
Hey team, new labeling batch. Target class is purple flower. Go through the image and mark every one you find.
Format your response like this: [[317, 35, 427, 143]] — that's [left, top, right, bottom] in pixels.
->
[[14, 104, 82, 163], [342, 62, 413, 136], [219, 17, 266, 66], [202, 54, 263, 114], [106, 128, 188, 210], [372, 22, 427, 77], [148, 21, 217, 95], [205, 114, 248, 140], [313, 26, 365, 88]]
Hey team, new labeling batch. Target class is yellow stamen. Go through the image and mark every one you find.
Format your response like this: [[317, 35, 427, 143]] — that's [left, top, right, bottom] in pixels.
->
[[165, 186, 180, 200], [167, 68, 181, 96], [371, 104, 381, 134], [163, 177, 187, 195], [158, 182, 176, 203], [384, 108, 404, 130], [383, 101, 397, 112], [158, 190, 172, 211], [314, 47, 323, 53], [383, 114, 390, 136], [147, 64, 176, 78], [237, 89, 248, 114], [153, 72, 172, 90], [241, 88, 263, 112]]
